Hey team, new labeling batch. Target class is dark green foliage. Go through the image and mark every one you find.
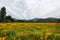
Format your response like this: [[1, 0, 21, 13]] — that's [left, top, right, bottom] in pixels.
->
[[0, 28, 5, 31], [34, 34, 41, 40], [0, 7, 15, 22], [6, 37, 14, 40], [47, 35, 53, 40], [20, 35, 29, 40], [16, 36, 20, 40], [5, 15, 15, 22], [6, 31, 16, 40], [0, 7, 6, 22], [0, 32, 5, 37], [6, 15, 12, 20], [6, 31, 16, 37], [55, 36, 60, 40]]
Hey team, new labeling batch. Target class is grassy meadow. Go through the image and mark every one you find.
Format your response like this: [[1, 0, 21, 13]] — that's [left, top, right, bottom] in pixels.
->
[[0, 23, 60, 40]]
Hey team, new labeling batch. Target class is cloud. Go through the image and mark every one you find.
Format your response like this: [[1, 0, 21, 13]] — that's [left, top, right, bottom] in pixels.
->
[[0, 0, 60, 19]]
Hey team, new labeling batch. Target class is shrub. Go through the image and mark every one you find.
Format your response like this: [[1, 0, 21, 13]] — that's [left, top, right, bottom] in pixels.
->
[[55, 36, 60, 40], [20, 35, 28, 40], [6, 31, 16, 40], [0, 32, 5, 37]]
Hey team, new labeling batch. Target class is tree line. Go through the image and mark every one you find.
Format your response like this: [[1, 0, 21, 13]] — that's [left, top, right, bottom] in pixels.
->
[[0, 7, 15, 22]]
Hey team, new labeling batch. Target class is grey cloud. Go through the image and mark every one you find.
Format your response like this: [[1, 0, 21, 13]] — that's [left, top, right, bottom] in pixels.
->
[[0, 0, 60, 20]]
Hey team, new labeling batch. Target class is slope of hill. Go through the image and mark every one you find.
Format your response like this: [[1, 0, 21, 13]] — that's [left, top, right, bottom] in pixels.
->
[[14, 17, 60, 22]]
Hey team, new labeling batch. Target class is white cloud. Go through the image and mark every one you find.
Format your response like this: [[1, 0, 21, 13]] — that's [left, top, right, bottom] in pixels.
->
[[0, 0, 60, 19]]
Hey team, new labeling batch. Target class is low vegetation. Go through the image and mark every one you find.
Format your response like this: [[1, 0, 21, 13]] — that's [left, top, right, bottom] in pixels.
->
[[0, 23, 60, 40]]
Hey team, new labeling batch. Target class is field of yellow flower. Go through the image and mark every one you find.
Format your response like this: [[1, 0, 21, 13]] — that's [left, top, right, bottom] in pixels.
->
[[0, 23, 60, 40]]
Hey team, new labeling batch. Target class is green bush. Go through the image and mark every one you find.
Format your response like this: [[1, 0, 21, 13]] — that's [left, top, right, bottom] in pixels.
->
[[6, 31, 16, 40], [6, 31, 16, 37], [20, 35, 29, 40], [0, 32, 5, 37], [47, 35, 53, 40], [34, 34, 41, 40]]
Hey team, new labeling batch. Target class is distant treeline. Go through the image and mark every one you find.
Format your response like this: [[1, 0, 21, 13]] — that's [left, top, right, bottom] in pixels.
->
[[16, 19, 60, 23], [0, 7, 60, 23]]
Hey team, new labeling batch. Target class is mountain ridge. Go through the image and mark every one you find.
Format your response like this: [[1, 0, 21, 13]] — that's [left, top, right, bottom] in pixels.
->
[[14, 17, 60, 22]]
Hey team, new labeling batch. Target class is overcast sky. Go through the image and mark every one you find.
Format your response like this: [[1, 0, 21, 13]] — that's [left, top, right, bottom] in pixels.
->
[[0, 0, 60, 20]]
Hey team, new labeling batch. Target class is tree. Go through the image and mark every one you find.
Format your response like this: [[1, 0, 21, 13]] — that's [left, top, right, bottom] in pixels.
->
[[0, 7, 6, 22], [6, 15, 12, 20], [5, 15, 15, 22], [0, 7, 15, 22]]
